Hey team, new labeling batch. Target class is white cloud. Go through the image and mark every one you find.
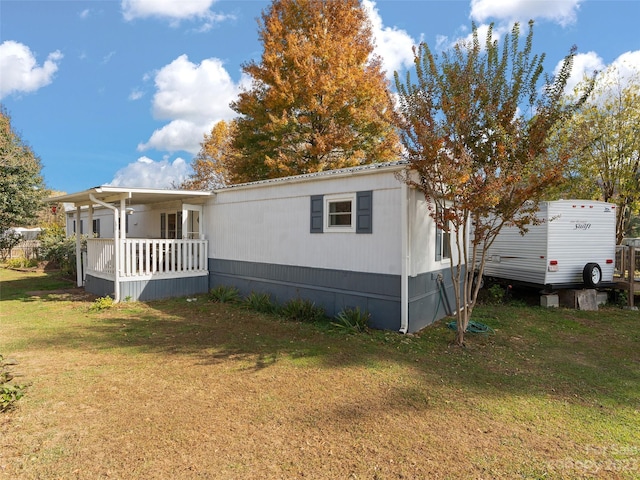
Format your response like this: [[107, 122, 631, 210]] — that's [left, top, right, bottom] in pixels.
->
[[108, 156, 191, 188], [121, 0, 231, 29], [362, 0, 416, 79], [607, 50, 640, 83], [0, 41, 63, 99], [79, 9, 90, 19], [102, 51, 116, 64], [151, 55, 237, 122], [436, 22, 510, 54], [470, 0, 582, 27], [128, 88, 144, 101], [138, 54, 241, 153], [554, 50, 640, 99], [122, 0, 214, 20], [139, 119, 213, 154], [555, 51, 605, 95]]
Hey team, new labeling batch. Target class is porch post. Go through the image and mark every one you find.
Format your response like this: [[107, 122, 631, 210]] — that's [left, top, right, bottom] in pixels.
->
[[88, 205, 93, 237], [75, 206, 82, 287], [89, 193, 121, 302], [120, 198, 127, 240]]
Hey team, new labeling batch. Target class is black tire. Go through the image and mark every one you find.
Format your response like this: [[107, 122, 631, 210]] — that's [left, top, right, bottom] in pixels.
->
[[583, 263, 602, 288]]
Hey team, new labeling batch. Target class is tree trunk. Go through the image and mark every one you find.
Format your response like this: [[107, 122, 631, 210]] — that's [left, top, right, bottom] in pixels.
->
[[454, 324, 465, 346]]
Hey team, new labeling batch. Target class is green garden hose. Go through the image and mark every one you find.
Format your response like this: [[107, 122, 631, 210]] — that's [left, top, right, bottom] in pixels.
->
[[446, 320, 495, 334]]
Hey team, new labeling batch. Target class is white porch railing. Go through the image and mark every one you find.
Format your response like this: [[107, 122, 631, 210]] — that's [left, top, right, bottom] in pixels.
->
[[87, 238, 116, 276], [87, 238, 208, 279]]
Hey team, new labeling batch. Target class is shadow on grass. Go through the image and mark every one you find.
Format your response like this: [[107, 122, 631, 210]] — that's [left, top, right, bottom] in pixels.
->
[[0, 268, 77, 301], [3, 268, 639, 411]]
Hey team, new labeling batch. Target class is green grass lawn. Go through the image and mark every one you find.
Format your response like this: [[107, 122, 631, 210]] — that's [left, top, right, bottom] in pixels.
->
[[1, 267, 639, 479]]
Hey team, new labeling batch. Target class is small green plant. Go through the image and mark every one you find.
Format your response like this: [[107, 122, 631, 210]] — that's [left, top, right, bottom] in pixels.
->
[[89, 296, 115, 312], [243, 292, 276, 314], [332, 307, 371, 333], [209, 285, 240, 303], [609, 290, 628, 307], [1, 354, 27, 413], [280, 298, 326, 323], [5, 257, 38, 269], [481, 283, 508, 305]]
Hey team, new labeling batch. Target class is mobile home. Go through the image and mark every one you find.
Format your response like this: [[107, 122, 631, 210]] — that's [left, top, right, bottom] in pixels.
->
[[480, 200, 616, 290], [53, 162, 464, 333]]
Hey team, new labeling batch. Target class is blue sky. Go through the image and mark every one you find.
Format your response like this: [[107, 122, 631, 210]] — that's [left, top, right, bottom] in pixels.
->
[[1, 0, 639, 194]]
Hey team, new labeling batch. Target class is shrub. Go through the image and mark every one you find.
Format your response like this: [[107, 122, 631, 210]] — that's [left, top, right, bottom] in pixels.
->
[[0, 230, 22, 261], [280, 298, 326, 323], [333, 307, 371, 333], [209, 285, 240, 303], [243, 292, 276, 314], [480, 283, 510, 305], [1, 354, 27, 413], [5, 256, 38, 269], [38, 224, 82, 276], [89, 296, 115, 312]]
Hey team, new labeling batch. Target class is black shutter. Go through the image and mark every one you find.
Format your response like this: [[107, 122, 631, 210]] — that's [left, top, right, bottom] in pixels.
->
[[356, 191, 372, 234], [310, 195, 324, 233]]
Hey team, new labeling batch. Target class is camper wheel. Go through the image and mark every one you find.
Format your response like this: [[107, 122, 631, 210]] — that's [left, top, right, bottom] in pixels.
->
[[582, 263, 602, 288]]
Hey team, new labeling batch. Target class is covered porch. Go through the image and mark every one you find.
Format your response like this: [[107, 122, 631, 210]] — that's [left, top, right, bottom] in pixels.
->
[[48, 186, 213, 302]]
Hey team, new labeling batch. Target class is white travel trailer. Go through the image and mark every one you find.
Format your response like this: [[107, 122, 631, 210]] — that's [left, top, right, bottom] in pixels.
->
[[479, 200, 617, 290], [53, 162, 466, 333]]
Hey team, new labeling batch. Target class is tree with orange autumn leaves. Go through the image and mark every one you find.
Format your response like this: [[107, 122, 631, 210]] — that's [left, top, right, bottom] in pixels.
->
[[182, 120, 237, 189], [395, 21, 593, 345], [227, 0, 400, 183]]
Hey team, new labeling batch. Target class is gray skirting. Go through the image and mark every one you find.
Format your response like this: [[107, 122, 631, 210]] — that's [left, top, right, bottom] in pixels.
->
[[84, 274, 209, 302], [209, 259, 458, 333], [84, 261, 458, 333]]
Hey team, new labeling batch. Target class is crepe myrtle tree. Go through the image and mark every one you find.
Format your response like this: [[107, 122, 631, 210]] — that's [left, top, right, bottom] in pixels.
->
[[395, 21, 592, 345]]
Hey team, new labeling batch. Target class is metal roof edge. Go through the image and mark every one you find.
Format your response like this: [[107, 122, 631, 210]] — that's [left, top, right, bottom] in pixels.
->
[[213, 160, 408, 193]]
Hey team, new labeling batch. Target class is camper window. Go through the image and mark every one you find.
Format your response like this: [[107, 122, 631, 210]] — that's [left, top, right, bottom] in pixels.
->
[[324, 194, 356, 232]]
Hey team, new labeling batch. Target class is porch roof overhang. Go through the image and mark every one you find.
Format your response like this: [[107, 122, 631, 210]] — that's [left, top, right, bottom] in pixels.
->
[[46, 186, 213, 208]]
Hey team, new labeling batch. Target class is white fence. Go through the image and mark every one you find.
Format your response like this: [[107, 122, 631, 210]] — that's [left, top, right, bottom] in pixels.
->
[[87, 238, 208, 279], [5, 240, 40, 260]]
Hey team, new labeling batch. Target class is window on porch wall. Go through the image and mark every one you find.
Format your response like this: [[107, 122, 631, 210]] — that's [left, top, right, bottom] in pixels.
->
[[73, 219, 102, 237], [73, 220, 84, 234], [186, 211, 200, 239], [160, 212, 182, 239]]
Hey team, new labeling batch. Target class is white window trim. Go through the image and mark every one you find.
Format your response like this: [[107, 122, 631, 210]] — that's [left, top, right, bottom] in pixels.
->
[[324, 193, 356, 233]]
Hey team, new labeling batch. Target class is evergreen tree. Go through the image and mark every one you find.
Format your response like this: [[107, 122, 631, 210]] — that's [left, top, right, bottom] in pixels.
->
[[0, 106, 46, 233]]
